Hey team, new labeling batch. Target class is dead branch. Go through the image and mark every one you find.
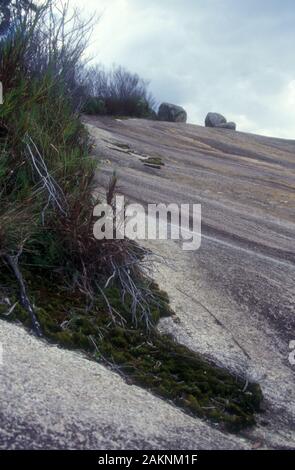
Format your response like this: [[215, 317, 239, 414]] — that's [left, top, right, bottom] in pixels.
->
[[96, 282, 126, 326], [24, 134, 68, 222], [3, 252, 42, 337]]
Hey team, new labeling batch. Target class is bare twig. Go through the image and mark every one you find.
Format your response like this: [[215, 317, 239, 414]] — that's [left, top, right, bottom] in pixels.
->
[[96, 282, 126, 326], [3, 251, 42, 337], [24, 134, 68, 222], [1, 301, 18, 316]]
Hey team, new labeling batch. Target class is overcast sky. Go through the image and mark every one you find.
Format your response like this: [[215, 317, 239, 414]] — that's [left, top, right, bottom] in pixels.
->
[[73, 0, 295, 138]]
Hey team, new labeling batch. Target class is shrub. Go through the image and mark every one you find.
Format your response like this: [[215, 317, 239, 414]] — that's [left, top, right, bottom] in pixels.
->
[[0, 0, 92, 111], [0, 0, 155, 333], [83, 97, 106, 115], [83, 65, 156, 118]]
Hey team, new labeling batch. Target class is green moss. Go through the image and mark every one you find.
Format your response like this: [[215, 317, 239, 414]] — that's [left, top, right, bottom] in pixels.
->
[[141, 157, 164, 166], [113, 142, 131, 150], [0, 269, 262, 432]]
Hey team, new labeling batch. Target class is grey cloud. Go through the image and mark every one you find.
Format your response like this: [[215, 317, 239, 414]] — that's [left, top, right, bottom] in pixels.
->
[[76, 0, 295, 138]]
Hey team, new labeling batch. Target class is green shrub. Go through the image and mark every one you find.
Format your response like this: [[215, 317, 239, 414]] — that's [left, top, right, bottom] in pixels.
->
[[83, 97, 106, 115], [83, 65, 156, 118], [0, 1, 158, 332]]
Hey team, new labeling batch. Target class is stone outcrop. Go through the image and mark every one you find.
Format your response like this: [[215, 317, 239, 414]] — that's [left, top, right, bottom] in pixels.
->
[[205, 112, 236, 130], [217, 122, 237, 130], [158, 103, 187, 123]]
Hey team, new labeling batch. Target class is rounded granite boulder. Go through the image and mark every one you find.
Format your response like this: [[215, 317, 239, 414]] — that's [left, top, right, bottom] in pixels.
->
[[158, 103, 187, 123]]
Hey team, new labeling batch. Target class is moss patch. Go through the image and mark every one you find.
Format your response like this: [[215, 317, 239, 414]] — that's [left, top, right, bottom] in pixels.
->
[[113, 142, 132, 150], [142, 157, 164, 167], [0, 269, 262, 432]]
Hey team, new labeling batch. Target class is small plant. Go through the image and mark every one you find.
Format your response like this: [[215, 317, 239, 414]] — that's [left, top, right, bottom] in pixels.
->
[[142, 157, 164, 167]]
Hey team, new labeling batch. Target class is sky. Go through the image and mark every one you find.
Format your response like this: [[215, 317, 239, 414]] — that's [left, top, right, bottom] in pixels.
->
[[73, 0, 295, 139]]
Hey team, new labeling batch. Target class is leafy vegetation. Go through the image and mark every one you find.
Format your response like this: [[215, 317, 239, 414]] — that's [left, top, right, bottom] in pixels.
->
[[142, 156, 164, 168], [0, 0, 155, 330], [83, 65, 157, 118]]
